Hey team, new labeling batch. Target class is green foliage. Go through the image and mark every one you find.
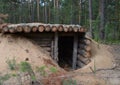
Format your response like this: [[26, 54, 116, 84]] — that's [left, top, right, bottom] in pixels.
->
[[49, 66, 57, 73], [62, 78, 77, 85], [6, 58, 17, 70], [11, 73, 17, 77], [20, 61, 32, 72], [36, 66, 47, 77], [20, 61, 37, 82], [0, 74, 11, 85]]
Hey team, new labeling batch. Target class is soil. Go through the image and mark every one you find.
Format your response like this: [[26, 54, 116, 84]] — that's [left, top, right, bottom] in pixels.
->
[[0, 34, 120, 85]]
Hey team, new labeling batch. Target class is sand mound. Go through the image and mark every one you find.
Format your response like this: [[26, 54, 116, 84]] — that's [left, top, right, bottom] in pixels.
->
[[76, 39, 114, 73], [0, 34, 58, 73]]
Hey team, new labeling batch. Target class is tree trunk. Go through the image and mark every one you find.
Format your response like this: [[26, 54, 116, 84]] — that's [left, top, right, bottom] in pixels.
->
[[37, 0, 40, 22], [99, 0, 105, 40], [88, 0, 93, 38]]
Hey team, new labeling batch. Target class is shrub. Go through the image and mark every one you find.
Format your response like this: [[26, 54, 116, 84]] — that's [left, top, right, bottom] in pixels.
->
[[6, 58, 17, 70]]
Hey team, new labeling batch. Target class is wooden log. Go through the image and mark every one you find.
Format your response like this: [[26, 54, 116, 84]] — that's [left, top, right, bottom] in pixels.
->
[[39, 43, 51, 47], [2, 27, 8, 32], [16, 26, 23, 32], [72, 34, 78, 69], [68, 26, 73, 32], [45, 25, 51, 32], [77, 61, 86, 68], [79, 27, 85, 32], [78, 49, 91, 58], [63, 27, 68, 32], [73, 26, 79, 32], [79, 44, 91, 51], [38, 25, 45, 32], [9, 27, 16, 33], [23, 26, 31, 33], [79, 38, 91, 45], [52, 26, 57, 32], [32, 26, 38, 32], [77, 55, 91, 65], [43, 47, 51, 52], [54, 32, 58, 61], [51, 40, 54, 58], [58, 25, 63, 32]]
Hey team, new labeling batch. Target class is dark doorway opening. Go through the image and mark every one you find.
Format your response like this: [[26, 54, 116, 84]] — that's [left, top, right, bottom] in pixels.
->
[[58, 36, 74, 70]]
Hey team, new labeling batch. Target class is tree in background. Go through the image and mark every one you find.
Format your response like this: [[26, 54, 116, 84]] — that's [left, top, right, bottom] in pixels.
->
[[0, 0, 120, 42]]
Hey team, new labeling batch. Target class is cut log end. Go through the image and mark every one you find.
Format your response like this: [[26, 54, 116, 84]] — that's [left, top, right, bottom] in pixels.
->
[[38, 25, 45, 32], [45, 25, 51, 32], [52, 26, 57, 32], [32, 26, 38, 32], [23, 26, 31, 33], [16, 26, 23, 32]]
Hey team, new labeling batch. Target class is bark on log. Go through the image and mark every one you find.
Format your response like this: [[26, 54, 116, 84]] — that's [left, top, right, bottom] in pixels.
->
[[16, 26, 23, 32], [32, 26, 38, 32], [79, 38, 91, 45], [78, 49, 91, 58], [77, 61, 86, 67], [2, 27, 8, 32], [77, 55, 91, 65], [23, 26, 31, 33], [79, 44, 91, 51], [38, 25, 45, 32]]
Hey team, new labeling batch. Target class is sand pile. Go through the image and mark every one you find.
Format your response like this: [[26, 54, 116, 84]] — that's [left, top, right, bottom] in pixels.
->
[[76, 39, 114, 73], [0, 34, 58, 73]]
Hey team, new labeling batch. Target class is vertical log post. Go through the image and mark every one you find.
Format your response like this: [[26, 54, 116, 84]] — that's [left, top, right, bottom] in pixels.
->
[[54, 32, 58, 62], [51, 40, 54, 58], [72, 33, 78, 69]]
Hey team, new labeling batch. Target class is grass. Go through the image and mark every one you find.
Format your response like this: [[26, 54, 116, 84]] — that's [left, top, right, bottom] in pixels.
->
[[6, 58, 17, 70], [0, 74, 11, 85], [49, 66, 57, 73], [62, 78, 77, 85]]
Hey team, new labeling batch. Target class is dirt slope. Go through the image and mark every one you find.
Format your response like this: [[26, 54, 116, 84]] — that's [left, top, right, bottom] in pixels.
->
[[0, 34, 58, 73], [0, 34, 116, 85]]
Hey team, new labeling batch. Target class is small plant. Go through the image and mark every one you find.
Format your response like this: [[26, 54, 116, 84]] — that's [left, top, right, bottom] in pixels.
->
[[20, 61, 36, 82], [36, 66, 47, 77], [0, 74, 11, 85], [11, 73, 17, 77], [49, 66, 57, 73], [20, 61, 32, 72], [90, 59, 96, 74], [6, 58, 17, 70], [62, 78, 77, 85]]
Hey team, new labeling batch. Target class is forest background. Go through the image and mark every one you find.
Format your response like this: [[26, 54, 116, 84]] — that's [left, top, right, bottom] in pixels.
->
[[0, 0, 120, 43]]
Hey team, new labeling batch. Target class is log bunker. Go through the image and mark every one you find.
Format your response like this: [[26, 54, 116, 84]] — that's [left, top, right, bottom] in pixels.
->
[[0, 23, 91, 70]]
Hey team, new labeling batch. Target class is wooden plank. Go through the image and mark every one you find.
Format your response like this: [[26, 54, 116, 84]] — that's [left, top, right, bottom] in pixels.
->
[[54, 32, 58, 62], [51, 40, 54, 58], [72, 34, 78, 69]]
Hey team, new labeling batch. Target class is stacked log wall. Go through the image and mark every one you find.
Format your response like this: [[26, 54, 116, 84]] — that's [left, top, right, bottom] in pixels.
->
[[21, 32, 54, 56], [77, 36, 92, 68]]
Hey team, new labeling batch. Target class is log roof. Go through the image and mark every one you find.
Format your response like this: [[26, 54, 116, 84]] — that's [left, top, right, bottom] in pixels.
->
[[0, 23, 86, 33]]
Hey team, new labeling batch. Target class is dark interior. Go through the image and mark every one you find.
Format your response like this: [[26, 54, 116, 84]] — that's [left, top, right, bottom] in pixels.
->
[[58, 36, 74, 69]]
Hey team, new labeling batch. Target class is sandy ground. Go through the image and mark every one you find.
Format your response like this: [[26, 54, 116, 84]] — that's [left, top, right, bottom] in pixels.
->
[[0, 34, 119, 85], [0, 34, 58, 73]]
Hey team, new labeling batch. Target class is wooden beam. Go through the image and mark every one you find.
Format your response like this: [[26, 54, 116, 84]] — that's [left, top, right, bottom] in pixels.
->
[[54, 32, 58, 62], [51, 40, 54, 58], [72, 33, 78, 69]]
